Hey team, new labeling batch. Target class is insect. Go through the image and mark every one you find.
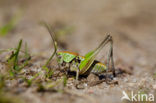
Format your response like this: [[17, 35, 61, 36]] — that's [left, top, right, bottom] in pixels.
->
[[43, 23, 115, 81]]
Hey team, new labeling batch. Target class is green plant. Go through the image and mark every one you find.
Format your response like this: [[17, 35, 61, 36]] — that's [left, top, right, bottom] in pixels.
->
[[0, 11, 21, 36], [6, 39, 31, 76]]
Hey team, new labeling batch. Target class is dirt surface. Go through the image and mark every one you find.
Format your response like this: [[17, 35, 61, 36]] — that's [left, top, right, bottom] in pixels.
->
[[0, 0, 156, 103]]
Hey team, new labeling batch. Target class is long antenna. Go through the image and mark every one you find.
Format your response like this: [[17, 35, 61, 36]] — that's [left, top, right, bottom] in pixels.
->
[[41, 22, 58, 67]]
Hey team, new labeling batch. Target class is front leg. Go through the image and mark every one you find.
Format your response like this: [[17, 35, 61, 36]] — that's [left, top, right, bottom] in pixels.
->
[[70, 59, 80, 84], [76, 66, 79, 82]]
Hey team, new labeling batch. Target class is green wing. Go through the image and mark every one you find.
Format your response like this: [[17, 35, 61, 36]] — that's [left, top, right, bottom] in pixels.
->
[[79, 35, 111, 74]]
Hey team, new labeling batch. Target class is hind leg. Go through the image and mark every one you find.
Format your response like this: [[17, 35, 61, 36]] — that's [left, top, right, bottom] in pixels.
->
[[105, 36, 115, 82], [107, 37, 115, 77]]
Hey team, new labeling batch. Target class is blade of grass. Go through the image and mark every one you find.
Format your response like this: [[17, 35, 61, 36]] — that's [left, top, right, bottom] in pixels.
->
[[24, 42, 30, 59], [7, 39, 22, 76], [0, 10, 22, 36], [18, 42, 31, 70], [13, 39, 22, 71], [4, 40, 31, 77], [0, 74, 5, 90], [26, 72, 42, 87], [63, 75, 67, 87]]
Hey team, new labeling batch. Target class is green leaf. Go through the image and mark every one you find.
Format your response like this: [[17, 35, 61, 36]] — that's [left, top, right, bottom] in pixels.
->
[[63, 76, 67, 87]]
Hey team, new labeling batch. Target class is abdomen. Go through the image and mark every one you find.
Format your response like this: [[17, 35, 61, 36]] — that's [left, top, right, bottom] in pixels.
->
[[91, 61, 107, 74]]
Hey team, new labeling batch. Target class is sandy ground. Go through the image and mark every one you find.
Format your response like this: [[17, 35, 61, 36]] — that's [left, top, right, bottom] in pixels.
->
[[0, 0, 156, 103]]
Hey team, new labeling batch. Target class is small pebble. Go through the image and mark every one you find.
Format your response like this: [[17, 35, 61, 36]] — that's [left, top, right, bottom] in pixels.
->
[[84, 83, 88, 87], [87, 74, 99, 81]]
